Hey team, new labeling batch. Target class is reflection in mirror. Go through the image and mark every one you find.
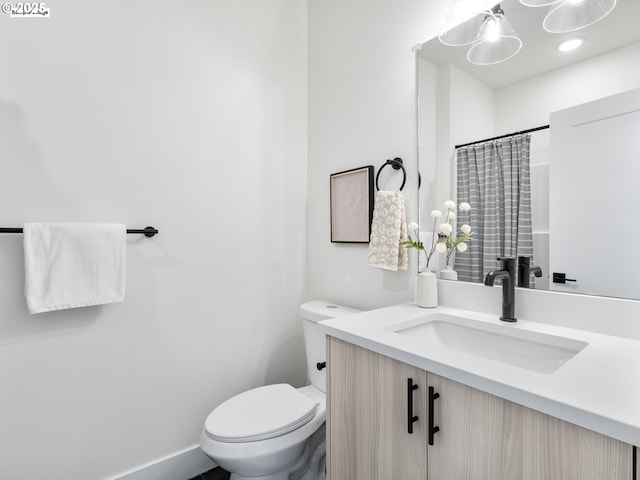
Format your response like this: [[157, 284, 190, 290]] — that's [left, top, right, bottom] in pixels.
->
[[550, 88, 640, 300], [417, 0, 640, 300], [453, 133, 535, 285]]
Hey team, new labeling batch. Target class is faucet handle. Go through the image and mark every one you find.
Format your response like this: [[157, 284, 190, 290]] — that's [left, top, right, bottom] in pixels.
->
[[497, 256, 516, 268], [518, 255, 532, 265]]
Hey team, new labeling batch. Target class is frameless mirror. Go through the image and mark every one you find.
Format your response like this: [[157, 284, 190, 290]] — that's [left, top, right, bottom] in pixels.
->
[[416, 0, 640, 300]]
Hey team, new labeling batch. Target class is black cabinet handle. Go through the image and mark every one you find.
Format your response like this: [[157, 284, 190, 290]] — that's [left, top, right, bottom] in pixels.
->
[[316, 362, 326, 371], [428, 386, 440, 445], [407, 378, 419, 434]]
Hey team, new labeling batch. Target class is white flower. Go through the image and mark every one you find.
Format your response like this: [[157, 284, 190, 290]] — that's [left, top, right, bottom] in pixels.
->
[[448, 212, 456, 220], [456, 242, 468, 252], [444, 200, 456, 210], [438, 223, 453, 235], [461, 224, 471, 234], [430, 209, 442, 218], [436, 242, 447, 253], [459, 202, 471, 212], [407, 222, 419, 232]]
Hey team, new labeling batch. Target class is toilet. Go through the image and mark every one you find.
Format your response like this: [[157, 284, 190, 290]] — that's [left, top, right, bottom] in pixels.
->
[[199, 301, 361, 480]]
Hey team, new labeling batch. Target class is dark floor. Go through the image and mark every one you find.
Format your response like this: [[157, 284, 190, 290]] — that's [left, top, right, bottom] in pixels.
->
[[188, 466, 231, 480]]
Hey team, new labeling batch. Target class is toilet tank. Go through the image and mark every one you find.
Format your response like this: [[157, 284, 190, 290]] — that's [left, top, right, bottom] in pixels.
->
[[300, 301, 362, 393]]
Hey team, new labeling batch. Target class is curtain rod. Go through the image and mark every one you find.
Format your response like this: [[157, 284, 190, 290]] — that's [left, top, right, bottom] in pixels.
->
[[0, 226, 159, 237], [455, 125, 550, 149]]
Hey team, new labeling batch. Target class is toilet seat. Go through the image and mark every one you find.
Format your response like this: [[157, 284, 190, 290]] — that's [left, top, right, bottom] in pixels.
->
[[204, 384, 318, 443]]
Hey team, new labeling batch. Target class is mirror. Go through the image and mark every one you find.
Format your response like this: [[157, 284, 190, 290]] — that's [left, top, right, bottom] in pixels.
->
[[416, 0, 640, 300]]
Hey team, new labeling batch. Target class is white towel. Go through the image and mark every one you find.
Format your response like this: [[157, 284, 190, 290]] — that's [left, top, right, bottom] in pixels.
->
[[368, 191, 408, 271], [23, 223, 126, 314]]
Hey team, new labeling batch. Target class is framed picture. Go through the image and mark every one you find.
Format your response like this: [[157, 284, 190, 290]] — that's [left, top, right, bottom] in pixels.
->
[[330, 165, 374, 243]]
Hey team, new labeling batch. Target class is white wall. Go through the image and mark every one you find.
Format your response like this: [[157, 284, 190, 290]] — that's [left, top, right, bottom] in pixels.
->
[[495, 41, 640, 132], [440, 64, 495, 204], [418, 57, 438, 216], [0, 2, 307, 479], [307, 0, 449, 310]]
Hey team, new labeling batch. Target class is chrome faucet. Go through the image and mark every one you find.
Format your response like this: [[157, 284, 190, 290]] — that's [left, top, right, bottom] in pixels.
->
[[484, 257, 517, 322], [517, 256, 542, 288]]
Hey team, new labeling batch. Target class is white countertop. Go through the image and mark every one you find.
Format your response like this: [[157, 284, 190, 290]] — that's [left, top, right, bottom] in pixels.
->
[[318, 303, 640, 446]]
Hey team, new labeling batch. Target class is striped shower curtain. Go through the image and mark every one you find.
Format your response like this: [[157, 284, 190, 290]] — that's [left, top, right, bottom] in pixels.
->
[[454, 134, 534, 283]]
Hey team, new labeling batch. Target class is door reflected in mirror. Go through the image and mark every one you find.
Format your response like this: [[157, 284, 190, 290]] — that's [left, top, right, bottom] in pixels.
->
[[417, 0, 640, 300]]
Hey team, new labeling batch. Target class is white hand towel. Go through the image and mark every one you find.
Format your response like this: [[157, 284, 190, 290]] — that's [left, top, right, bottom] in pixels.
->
[[368, 191, 408, 271], [23, 223, 126, 314]]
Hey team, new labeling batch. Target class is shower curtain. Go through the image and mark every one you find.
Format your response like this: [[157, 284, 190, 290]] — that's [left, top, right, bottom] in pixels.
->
[[454, 134, 534, 283]]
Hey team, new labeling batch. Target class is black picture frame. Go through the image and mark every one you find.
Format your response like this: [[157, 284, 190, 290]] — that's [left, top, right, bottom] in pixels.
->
[[330, 165, 374, 243]]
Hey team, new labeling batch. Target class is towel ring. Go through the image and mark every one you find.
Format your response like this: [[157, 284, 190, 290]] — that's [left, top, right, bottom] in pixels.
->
[[376, 157, 406, 191]]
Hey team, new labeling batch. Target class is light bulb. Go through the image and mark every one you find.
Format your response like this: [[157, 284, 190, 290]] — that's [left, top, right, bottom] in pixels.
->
[[467, 9, 522, 66], [484, 17, 500, 42]]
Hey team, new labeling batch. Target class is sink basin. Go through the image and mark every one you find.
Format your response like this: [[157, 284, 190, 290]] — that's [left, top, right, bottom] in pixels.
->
[[386, 313, 588, 374]]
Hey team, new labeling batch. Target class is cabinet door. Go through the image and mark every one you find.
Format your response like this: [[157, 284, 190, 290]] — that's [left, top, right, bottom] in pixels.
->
[[427, 373, 633, 480], [427, 373, 524, 480], [327, 336, 427, 480], [522, 408, 633, 480]]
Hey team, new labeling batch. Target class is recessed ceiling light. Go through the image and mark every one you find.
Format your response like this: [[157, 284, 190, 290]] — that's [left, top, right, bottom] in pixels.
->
[[557, 38, 583, 52]]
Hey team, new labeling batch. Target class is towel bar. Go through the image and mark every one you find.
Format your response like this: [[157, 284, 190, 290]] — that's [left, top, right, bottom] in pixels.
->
[[376, 157, 406, 191], [375, 158, 421, 191], [0, 226, 159, 237]]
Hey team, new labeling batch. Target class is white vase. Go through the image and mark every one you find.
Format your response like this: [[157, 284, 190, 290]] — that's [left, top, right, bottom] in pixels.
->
[[416, 271, 438, 308], [440, 265, 458, 281]]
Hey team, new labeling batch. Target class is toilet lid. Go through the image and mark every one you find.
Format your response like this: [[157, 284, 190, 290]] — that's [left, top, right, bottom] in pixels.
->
[[204, 384, 318, 443]]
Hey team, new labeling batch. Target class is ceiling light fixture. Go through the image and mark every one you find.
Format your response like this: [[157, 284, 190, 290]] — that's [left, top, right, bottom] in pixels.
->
[[438, 0, 494, 46], [519, 0, 563, 6], [467, 5, 523, 65], [543, 0, 616, 33], [557, 37, 584, 51]]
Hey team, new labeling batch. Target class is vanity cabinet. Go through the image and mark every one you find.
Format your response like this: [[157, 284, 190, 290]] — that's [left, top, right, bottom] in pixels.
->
[[326, 336, 427, 479], [327, 336, 634, 480], [520, 408, 632, 480]]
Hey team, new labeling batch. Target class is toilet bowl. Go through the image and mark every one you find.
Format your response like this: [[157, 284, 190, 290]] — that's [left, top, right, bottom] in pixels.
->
[[199, 301, 361, 480]]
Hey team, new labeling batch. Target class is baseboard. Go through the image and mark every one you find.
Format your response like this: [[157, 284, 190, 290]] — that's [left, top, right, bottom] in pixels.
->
[[109, 445, 216, 480]]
